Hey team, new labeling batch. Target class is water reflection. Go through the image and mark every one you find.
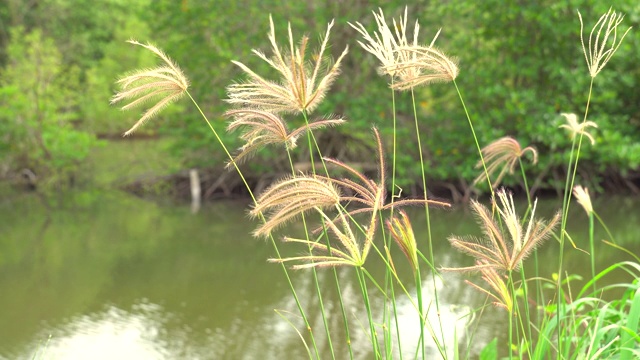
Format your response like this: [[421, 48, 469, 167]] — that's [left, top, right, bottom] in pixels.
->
[[391, 273, 472, 358], [4, 278, 479, 360], [0, 192, 638, 359], [27, 302, 167, 360]]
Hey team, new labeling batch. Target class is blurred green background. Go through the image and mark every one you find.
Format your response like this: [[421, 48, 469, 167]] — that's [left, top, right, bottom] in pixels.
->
[[1, 0, 638, 199]]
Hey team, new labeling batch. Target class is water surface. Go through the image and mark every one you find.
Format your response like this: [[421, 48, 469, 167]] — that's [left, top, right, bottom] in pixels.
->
[[1, 191, 638, 359]]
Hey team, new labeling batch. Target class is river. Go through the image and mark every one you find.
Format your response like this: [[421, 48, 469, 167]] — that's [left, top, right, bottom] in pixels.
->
[[1, 190, 638, 359]]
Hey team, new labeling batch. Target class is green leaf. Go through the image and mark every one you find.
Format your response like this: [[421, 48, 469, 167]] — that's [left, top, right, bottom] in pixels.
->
[[620, 286, 640, 360], [479, 338, 498, 360]]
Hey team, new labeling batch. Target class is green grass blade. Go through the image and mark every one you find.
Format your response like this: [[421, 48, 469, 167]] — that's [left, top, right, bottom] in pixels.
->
[[479, 338, 497, 360], [620, 286, 640, 360], [275, 309, 313, 359]]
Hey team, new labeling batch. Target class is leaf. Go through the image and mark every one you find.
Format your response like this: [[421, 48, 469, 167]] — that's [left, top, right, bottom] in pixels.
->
[[479, 338, 498, 360], [620, 287, 640, 360]]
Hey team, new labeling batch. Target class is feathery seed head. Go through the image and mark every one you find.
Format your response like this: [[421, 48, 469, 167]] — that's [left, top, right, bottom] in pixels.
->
[[350, 8, 454, 90], [226, 16, 348, 114], [250, 176, 341, 238], [315, 128, 449, 260], [579, 8, 631, 78], [111, 40, 189, 136], [225, 109, 345, 167], [559, 113, 598, 145], [386, 211, 419, 274], [385, 45, 459, 90], [496, 190, 523, 254], [465, 262, 513, 313], [349, 7, 420, 77], [269, 211, 367, 269], [444, 189, 559, 272], [573, 185, 593, 215], [473, 137, 538, 189], [320, 128, 450, 217]]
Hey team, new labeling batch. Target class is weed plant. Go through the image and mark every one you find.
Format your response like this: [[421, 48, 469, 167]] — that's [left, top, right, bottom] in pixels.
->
[[111, 6, 638, 359]]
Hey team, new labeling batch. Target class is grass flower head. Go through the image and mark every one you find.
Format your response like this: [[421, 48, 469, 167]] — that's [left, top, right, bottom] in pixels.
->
[[269, 211, 368, 269], [320, 128, 450, 216], [225, 109, 345, 167], [573, 185, 593, 215], [465, 261, 513, 313], [579, 8, 632, 78], [385, 45, 459, 90], [226, 16, 348, 114], [350, 7, 455, 90], [250, 175, 341, 238], [386, 211, 419, 274], [559, 113, 598, 145], [111, 40, 189, 136], [473, 137, 538, 189], [444, 189, 560, 272], [349, 7, 424, 78]]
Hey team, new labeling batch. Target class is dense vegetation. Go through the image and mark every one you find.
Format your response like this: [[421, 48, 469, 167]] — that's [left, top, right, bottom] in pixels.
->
[[106, 3, 639, 358], [2, 1, 638, 358], [1, 0, 638, 198]]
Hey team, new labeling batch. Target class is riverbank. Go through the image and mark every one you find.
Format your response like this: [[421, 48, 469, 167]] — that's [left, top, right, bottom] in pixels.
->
[[2, 189, 639, 359], [3, 138, 639, 204]]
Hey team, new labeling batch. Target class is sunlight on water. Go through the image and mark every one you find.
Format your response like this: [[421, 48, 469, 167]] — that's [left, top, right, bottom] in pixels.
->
[[392, 273, 473, 358], [17, 301, 166, 360], [1, 192, 638, 359]]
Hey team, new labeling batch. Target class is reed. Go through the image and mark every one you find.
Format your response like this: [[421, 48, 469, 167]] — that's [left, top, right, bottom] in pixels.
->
[[111, 6, 635, 359]]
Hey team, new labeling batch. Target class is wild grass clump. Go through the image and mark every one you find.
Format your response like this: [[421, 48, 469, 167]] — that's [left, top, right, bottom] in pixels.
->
[[111, 6, 636, 359]]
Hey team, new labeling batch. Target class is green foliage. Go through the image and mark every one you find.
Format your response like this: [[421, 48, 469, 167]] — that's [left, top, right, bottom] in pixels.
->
[[80, 13, 158, 135], [0, 28, 98, 188], [421, 0, 640, 192], [139, 1, 419, 184], [479, 338, 497, 360], [1, 0, 638, 193], [0, 0, 163, 187], [133, 0, 639, 194], [621, 286, 640, 359], [532, 262, 640, 359]]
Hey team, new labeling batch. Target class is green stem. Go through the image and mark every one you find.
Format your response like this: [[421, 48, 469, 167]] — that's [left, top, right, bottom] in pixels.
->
[[557, 77, 594, 354], [187, 92, 320, 358], [508, 270, 533, 360], [518, 158, 543, 322], [452, 80, 493, 199], [391, 87, 398, 208], [387, 83, 403, 358], [593, 211, 616, 245], [410, 88, 437, 358], [518, 158, 532, 213], [414, 268, 426, 360], [518, 269, 533, 357], [508, 300, 513, 360], [589, 211, 595, 294], [378, 213, 403, 360], [565, 79, 594, 227], [300, 109, 353, 359], [388, 272, 403, 360], [301, 111, 331, 176], [285, 150, 336, 360], [357, 266, 381, 359]]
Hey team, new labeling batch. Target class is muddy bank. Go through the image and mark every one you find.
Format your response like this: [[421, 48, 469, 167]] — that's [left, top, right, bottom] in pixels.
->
[[120, 165, 640, 204]]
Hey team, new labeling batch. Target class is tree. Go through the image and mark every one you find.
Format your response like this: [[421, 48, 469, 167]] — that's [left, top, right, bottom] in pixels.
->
[[420, 0, 640, 194], [0, 28, 98, 188]]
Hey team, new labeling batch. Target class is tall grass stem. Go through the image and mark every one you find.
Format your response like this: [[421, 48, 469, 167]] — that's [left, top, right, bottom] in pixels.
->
[[410, 88, 440, 357], [557, 77, 594, 354], [285, 149, 336, 359], [187, 92, 321, 358], [452, 80, 493, 198]]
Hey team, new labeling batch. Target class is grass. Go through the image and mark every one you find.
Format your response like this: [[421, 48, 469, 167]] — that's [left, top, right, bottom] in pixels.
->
[[110, 6, 637, 359]]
